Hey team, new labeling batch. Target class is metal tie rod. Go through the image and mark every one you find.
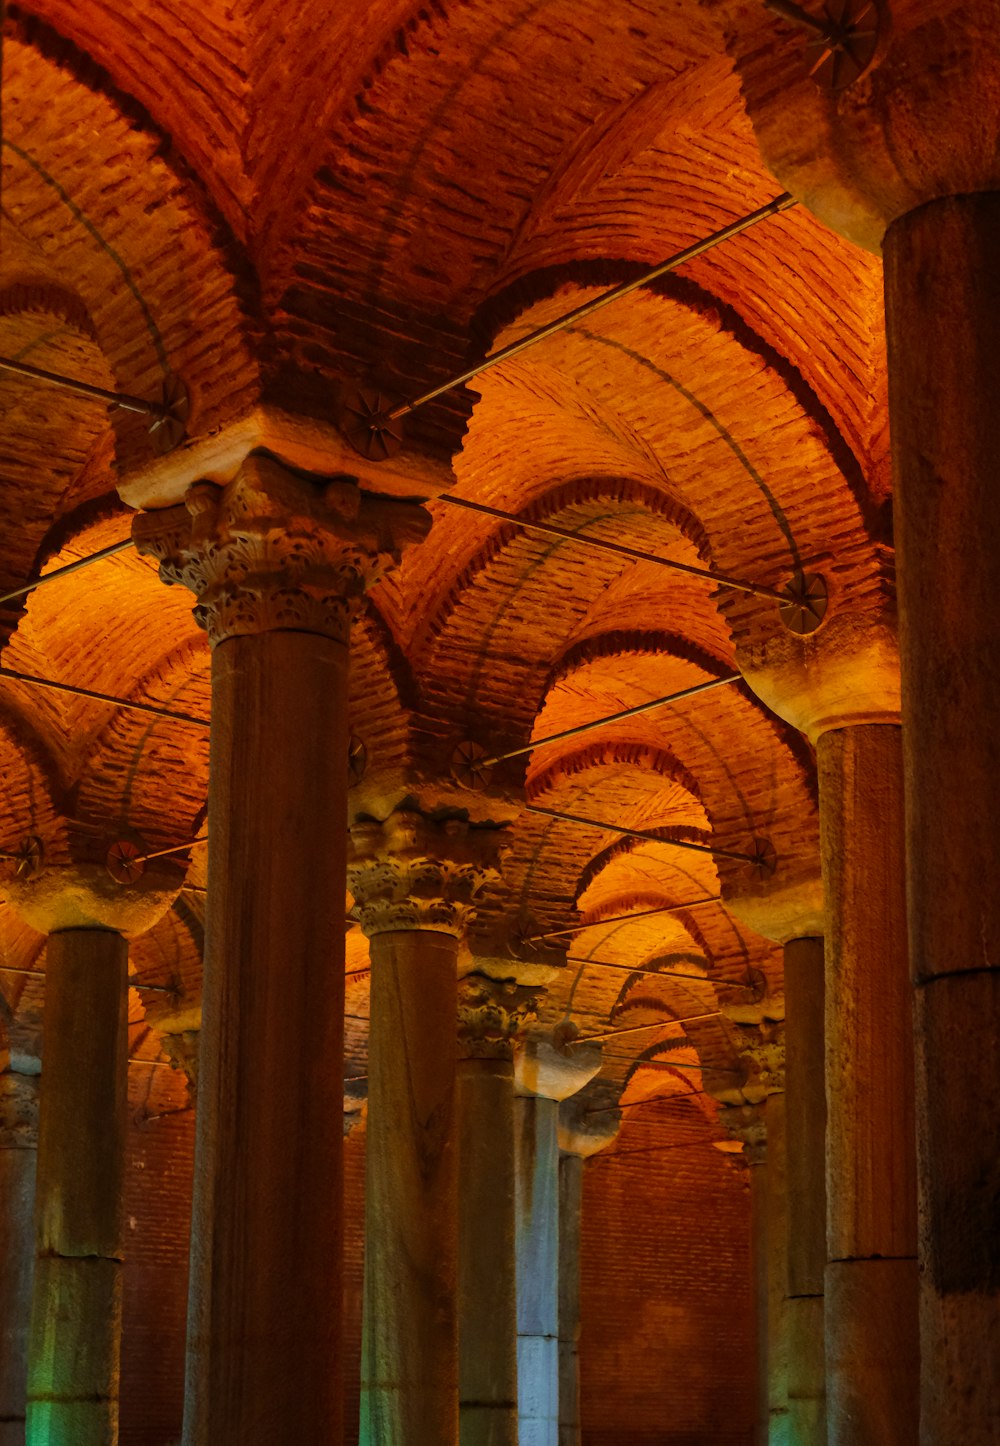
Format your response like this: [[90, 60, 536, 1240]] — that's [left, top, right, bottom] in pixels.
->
[[566, 952, 758, 992], [480, 673, 740, 766], [526, 803, 756, 865], [388, 193, 797, 421], [0, 537, 134, 608], [525, 897, 722, 943], [573, 1008, 723, 1044], [0, 354, 173, 418], [439, 495, 786, 602], [0, 665, 209, 728]]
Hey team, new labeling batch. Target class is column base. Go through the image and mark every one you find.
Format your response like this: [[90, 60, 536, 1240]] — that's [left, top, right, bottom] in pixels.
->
[[825, 1258, 917, 1445]]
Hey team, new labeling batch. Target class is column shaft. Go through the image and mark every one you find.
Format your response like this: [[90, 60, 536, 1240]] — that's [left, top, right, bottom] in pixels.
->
[[818, 725, 917, 1443], [766, 1094, 790, 1446], [27, 928, 127, 1446], [557, 1152, 584, 1446], [516, 1094, 560, 1446], [458, 1055, 518, 1446], [885, 190, 1000, 1444], [0, 1072, 38, 1446], [748, 1157, 769, 1446], [783, 937, 827, 1445], [362, 929, 459, 1445], [184, 630, 347, 1445]]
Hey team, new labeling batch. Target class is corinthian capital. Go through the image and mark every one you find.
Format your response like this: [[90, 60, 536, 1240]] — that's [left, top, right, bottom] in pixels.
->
[[457, 975, 539, 1061], [132, 452, 430, 647], [347, 806, 506, 938]]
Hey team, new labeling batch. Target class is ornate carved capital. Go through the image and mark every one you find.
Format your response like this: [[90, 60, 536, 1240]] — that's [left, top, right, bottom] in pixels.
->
[[457, 975, 539, 1060], [347, 807, 506, 938], [162, 1030, 200, 1101], [719, 1100, 768, 1166], [132, 452, 430, 647], [0, 1070, 39, 1149]]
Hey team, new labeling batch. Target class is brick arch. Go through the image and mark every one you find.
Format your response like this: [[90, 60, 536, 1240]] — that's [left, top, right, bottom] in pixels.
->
[[2, 16, 259, 472]]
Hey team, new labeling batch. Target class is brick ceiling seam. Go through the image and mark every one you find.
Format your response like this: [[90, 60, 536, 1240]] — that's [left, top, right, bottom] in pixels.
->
[[476, 264, 881, 526]]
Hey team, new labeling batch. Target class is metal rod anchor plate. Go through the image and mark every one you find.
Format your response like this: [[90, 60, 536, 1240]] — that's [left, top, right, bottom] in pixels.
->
[[778, 570, 828, 635], [341, 388, 404, 460], [147, 373, 190, 455]]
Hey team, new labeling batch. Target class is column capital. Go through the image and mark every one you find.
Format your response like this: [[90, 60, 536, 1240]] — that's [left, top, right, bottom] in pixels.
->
[[132, 452, 430, 647], [710, 0, 1000, 251], [3, 818, 184, 935], [162, 1030, 200, 1102], [514, 1028, 602, 1102], [718, 1100, 768, 1166], [347, 806, 506, 938], [457, 975, 539, 1061], [0, 1069, 39, 1149], [558, 1083, 621, 1158]]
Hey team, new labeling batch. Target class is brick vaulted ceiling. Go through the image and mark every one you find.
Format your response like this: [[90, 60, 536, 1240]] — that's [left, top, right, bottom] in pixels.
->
[[0, 5, 884, 1150]]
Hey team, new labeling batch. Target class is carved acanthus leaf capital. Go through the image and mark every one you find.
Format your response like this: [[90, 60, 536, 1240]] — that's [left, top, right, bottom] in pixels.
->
[[347, 807, 506, 938], [132, 452, 430, 646], [719, 1100, 768, 1166], [457, 975, 540, 1060], [0, 1070, 39, 1148]]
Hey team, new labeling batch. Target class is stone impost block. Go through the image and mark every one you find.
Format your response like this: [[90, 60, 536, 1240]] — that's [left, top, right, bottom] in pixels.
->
[[558, 1082, 621, 1158], [514, 1030, 602, 1103], [132, 451, 430, 647], [3, 819, 183, 937], [711, 0, 1000, 251], [348, 805, 506, 939]]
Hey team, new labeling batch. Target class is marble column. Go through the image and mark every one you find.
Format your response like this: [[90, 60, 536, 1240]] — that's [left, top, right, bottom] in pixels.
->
[[134, 454, 429, 1446], [348, 808, 504, 1446], [3, 836, 181, 1446], [721, 1101, 772, 1446], [782, 937, 826, 1446], [818, 726, 917, 1444], [0, 1067, 38, 1446], [884, 192, 1000, 1441], [455, 975, 537, 1446], [514, 1032, 601, 1446], [556, 1085, 621, 1446]]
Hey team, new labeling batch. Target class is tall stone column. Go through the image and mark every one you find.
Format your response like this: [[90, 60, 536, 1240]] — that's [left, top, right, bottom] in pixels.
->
[[720, 1102, 771, 1446], [514, 1032, 601, 1446], [455, 975, 538, 1446], [134, 454, 429, 1446], [884, 193, 1000, 1440], [3, 835, 181, 1446], [818, 726, 917, 1443], [782, 937, 827, 1446], [0, 1066, 38, 1446], [556, 1085, 621, 1446], [348, 807, 505, 1446]]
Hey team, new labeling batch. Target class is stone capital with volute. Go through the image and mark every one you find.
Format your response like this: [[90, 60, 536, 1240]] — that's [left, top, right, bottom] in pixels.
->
[[132, 451, 431, 647]]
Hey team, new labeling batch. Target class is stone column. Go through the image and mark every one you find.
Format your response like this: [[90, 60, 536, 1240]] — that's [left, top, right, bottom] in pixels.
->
[[455, 975, 538, 1446], [514, 1032, 601, 1446], [782, 937, 827, 1446], [556, 1085, 621, 1446], [134, 454, 429, 1446], [0, 1067, 38, 1446], [818, 726, 917, 1444], [721, 1102, 770, 1446], [348, 808, 505, 1446], [3, 839, 181, 1446], [884, 192, 1000, 1440]]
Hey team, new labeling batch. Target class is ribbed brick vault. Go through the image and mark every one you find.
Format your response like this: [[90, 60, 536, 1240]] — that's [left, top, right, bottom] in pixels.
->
[[0, 0, 892, 1440]]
